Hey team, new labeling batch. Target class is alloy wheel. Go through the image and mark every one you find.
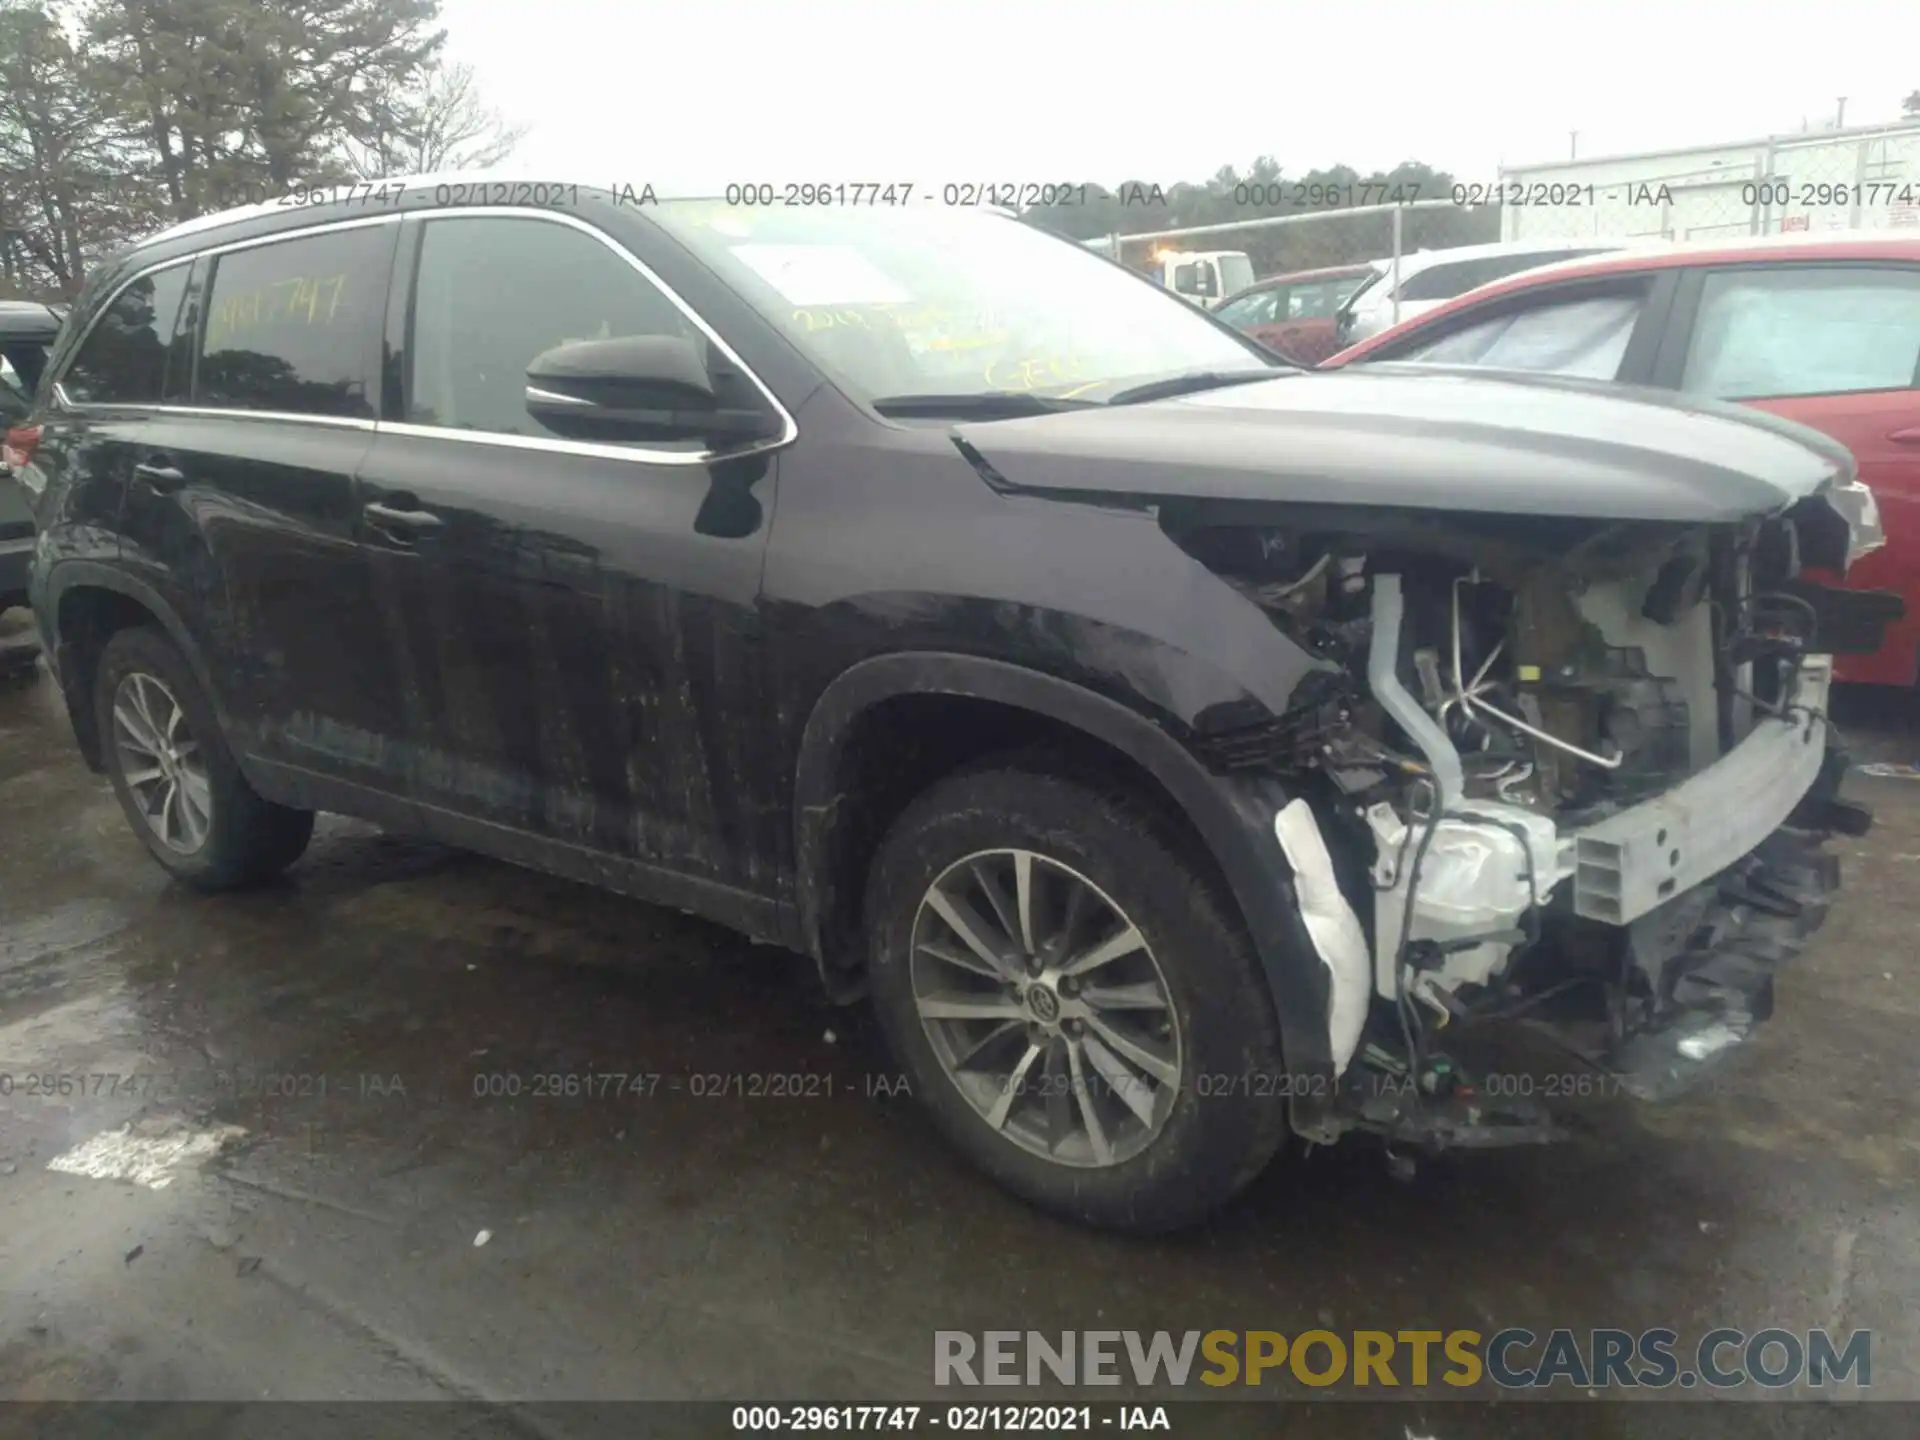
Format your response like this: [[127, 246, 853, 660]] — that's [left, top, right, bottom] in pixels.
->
[[111, 671, 212, 854], [909, 848, 1182, 1168]]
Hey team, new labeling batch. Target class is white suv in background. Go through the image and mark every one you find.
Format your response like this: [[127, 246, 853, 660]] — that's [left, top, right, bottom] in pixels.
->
[[1333, 238, 1634, 346]]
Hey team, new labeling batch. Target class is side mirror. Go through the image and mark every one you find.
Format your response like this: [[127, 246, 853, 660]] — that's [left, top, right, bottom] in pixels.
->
[[525, 335, 776, 446]]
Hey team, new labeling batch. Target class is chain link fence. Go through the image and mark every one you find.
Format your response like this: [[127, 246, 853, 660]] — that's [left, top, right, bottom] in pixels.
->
[[1081, 200, 1501, 361], [1076, 123, 1920, 363], [1094, 198, 1501, 281], [1496, 124, 1920, 244]]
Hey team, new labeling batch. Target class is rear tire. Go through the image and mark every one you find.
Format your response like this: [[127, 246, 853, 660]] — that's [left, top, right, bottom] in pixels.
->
[[95, 626, 314, 890], [864, 756, 1288, 1233]]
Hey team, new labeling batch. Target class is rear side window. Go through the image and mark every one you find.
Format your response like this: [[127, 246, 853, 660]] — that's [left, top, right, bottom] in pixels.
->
[[1396, 250, 1611, 303], [196, 225, 390, 418], [1681, 266, 1920, 400], [1391, 291, 1645, 380], [60, 262, 191, 404], [405, 215, 697, 441]]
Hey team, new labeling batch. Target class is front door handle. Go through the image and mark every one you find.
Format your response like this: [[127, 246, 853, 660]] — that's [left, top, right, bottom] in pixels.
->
[[364, 500, 445, 538], [132, 460, 186, 493], [1889, 427, 1920, 444]]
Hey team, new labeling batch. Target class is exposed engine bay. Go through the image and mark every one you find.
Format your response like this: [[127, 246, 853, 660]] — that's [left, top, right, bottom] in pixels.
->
[[1171, 501, 1887, 1148], [954, 365, 1898, 1159]]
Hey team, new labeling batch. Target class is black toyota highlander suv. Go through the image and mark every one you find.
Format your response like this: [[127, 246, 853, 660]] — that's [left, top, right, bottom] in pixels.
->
[[16, 181, 1894, 1231]]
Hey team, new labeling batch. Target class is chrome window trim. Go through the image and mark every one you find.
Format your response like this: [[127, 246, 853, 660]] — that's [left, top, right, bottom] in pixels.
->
[[142, 172, 606, 248], [393, 206, 797, 465], [54, 213, 401, 416], [375, 420, 716, 464], [192, 211, 399, 257], [58, 403, 377, 431]]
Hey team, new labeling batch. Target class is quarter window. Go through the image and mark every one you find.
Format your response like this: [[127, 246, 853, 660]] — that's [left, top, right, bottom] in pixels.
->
[[406, 216, 699, 443], [60, 262, 191, 404], [196, 225, 390, 418], [1681, 266, 1920, 400]]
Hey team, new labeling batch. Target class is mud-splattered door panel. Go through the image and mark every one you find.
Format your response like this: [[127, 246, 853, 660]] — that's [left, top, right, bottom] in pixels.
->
[[358, 429, 779, 887]]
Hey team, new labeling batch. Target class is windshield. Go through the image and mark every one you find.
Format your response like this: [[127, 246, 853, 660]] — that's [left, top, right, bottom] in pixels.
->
[[0, 349, 46, 421], [0, 343, 51, 400], [650, 202, 1266, 403]]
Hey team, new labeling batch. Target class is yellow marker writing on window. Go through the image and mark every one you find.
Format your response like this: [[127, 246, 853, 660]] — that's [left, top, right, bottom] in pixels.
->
[[209, 274, 349, 343]]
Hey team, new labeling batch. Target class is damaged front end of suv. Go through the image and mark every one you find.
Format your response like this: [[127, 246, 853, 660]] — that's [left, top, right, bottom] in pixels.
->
[[959, 365, 1896, 1155]]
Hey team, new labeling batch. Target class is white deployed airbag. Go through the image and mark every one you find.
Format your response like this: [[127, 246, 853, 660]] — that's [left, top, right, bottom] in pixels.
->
[[1273, 798, 1370, 1077]]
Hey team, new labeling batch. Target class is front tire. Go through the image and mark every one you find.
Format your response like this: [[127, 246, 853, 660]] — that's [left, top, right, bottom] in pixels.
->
[[96, 626, 314, 890], [865, 757, 1288, 1232]]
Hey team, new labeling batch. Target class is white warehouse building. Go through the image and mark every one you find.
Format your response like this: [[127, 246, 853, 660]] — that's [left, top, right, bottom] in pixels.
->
[[1494, 119, 1920, 244]]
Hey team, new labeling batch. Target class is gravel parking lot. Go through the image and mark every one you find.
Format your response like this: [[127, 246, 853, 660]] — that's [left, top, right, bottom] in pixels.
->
[[1, 613, 1915, 1436]]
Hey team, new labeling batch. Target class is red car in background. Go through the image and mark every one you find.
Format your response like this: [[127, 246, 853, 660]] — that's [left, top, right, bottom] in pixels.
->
[[1214, 261, 1379, 365], [1325, 233, 1920, 687]]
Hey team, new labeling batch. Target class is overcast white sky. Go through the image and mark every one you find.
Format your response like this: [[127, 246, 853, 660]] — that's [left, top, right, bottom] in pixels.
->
[[439, 0, 1914, 192]]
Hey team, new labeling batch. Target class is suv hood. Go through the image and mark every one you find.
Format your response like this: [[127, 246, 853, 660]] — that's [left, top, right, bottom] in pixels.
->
[[954, 365, 1858, 526]]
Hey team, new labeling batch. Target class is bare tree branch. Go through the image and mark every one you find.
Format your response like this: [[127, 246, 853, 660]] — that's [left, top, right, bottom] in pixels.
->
[[343, 58, 524, 177]]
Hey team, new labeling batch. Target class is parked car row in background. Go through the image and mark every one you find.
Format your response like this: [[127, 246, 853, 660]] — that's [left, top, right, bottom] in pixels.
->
[[1211, 261, 1378, 365], [1209, 239, 1636, 365], [1323, 231, 1920, 689], [1329, 238, 1631, 346]]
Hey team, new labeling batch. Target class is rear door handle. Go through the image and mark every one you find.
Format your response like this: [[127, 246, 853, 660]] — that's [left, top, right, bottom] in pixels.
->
[[1889, 427, 1920, 444], [132, 461, 186, 493], [364, 500, 445, 537]]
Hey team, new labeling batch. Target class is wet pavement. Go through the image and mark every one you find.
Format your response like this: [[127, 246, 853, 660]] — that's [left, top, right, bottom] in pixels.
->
[[1, 608, 1917, 1434]]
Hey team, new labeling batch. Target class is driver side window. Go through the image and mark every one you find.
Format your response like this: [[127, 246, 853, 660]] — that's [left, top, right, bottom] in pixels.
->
[[407, 216, 696, 441]]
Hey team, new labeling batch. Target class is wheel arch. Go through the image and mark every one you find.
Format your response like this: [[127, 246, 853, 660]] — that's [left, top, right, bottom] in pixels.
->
[[41, 563, 231, 773], [792, 651, 1339, 1134]]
